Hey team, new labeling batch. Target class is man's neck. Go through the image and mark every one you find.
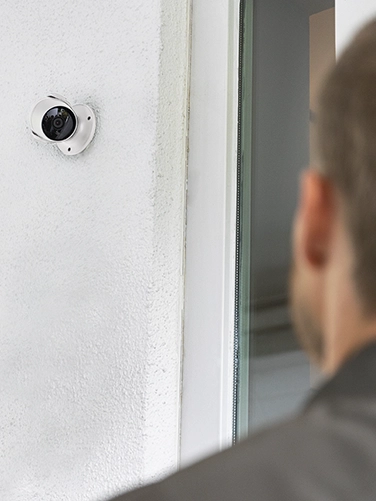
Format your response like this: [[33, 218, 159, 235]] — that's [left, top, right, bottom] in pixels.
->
[[324, 307, 376, 375]]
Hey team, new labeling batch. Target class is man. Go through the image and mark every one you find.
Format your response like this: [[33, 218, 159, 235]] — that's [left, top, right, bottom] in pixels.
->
[[110, 19, 376, 500]]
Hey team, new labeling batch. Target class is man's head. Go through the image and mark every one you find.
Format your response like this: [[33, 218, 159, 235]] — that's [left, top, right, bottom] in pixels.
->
[[291, 19, 376, 374]]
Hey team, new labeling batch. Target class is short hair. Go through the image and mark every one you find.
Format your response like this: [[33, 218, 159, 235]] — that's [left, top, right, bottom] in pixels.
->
[[317, 19, 376, 315]]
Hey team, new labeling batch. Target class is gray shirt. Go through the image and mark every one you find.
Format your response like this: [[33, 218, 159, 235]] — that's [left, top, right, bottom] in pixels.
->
[[109, 343, 376, 500]]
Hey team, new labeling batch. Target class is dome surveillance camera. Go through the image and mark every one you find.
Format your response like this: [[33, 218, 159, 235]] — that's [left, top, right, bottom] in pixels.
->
[[30, 94, 96, 156]]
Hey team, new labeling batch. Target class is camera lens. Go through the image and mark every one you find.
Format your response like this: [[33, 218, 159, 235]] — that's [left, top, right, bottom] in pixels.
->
[[42, 106, 76, 141], [53, 117, 63, 129]]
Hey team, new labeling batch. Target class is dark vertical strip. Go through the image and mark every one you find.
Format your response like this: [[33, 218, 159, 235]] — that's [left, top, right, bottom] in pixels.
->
[[233, 0, 245, 445]]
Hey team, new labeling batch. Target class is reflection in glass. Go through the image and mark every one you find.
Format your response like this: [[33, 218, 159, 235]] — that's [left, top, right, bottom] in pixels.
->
[[235, 0, 335, 440]]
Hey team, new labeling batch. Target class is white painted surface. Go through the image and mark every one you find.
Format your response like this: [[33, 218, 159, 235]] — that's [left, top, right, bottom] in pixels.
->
[[180, 0, 238, 467], [336, 0, 376, 55], [0, 1, 190, 500]]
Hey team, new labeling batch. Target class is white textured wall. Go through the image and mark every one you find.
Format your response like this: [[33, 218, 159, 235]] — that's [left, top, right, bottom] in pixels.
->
[[0, 1, 190, 500]]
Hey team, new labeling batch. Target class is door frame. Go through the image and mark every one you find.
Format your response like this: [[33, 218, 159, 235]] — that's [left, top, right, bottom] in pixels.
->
[[180, 0, 241, 467]]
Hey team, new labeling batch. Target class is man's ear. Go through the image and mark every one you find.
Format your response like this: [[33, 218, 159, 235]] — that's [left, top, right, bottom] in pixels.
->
[[295, 170, 335, 268]]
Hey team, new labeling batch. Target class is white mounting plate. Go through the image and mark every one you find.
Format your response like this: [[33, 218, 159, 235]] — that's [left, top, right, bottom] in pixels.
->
[[57, 104, 96, 156]]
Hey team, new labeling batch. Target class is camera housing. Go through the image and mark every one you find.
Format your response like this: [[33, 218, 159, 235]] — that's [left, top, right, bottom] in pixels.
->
[[30, 94, 96, 156]]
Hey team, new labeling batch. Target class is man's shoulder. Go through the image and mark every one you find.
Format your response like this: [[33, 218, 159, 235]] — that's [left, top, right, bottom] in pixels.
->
[[109, 344, 376, 500], [111, 396, 376, 501]]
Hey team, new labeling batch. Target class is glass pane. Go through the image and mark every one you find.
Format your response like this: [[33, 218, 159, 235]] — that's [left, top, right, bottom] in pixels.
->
[[235, 0, 335, 440]]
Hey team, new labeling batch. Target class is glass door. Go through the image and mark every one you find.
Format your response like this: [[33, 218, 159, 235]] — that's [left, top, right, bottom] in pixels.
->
[[234, 0, 335, 440]]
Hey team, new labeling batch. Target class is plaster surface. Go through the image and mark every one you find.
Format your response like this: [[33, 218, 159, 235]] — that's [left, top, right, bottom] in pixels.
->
[[0, 1, 190, 500]]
